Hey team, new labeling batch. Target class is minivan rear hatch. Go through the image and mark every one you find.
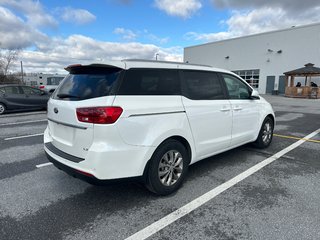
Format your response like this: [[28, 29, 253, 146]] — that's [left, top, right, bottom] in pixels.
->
[[47, 64, 124, 159]]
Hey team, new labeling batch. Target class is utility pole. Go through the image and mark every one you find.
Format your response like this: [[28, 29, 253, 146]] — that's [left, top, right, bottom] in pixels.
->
[[20, 61, 24, 84]]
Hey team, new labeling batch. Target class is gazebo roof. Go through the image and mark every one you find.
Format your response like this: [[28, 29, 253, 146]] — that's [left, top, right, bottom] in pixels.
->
[[284, 63, 320, 75]]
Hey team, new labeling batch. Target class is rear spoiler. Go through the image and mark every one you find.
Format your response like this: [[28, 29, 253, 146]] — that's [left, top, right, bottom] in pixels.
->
[[64, 62, 125, 72]]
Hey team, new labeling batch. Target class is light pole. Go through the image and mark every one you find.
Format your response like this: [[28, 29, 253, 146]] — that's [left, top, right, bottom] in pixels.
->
[[20, 61, 24, 84]]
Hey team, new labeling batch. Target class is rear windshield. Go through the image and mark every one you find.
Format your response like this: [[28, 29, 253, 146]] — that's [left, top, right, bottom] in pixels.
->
[[52, 67, 122, 101]]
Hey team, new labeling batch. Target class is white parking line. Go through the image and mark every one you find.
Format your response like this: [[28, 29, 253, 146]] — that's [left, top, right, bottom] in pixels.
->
[[0, 111, 46, 118], [125, 128, 320, 240], [36, 162, 53, 168], [4, 133, 44, 141], [0, 119, 47, 126]]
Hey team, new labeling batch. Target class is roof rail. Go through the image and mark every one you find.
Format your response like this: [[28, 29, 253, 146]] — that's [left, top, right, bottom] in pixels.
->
[[123, 59, 212, 68]]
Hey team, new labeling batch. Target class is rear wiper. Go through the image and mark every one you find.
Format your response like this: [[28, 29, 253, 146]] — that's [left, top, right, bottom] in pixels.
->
[[57, 93, 80, 99]]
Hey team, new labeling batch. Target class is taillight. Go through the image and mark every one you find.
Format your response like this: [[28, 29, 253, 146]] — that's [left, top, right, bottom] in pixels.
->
[[39, 85, 45, 89], [76, 107, 123, 124]]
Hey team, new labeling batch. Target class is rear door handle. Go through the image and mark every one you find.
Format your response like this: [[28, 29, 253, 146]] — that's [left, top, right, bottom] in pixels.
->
[[220, 107, 231, 112], [233, 106, 242, 111]]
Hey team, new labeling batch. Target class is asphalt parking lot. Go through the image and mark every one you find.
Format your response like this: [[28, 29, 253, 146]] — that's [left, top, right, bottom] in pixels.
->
[[0, 95, 319, 240]]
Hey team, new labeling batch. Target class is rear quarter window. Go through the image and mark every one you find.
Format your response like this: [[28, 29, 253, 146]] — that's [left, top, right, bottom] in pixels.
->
[[117, 68, 180, 95]]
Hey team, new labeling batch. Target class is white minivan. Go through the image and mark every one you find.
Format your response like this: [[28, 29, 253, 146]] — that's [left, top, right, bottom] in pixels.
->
[[44, 59, 275, 195]]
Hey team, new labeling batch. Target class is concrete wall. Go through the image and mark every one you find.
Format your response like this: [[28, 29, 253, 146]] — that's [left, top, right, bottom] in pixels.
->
[[184, 23, 320, 94]]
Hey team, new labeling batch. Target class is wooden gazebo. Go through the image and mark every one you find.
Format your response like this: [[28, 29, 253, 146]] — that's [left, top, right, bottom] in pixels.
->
[[284, 63, 320, 98]]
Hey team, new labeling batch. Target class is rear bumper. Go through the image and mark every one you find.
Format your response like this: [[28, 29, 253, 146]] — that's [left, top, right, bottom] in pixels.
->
[[45, 142, 84, 163], [44, 127, 156, 182], [46, 152, 143, 185]]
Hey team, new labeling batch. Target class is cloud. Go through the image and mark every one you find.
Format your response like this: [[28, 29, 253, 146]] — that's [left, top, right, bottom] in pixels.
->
[[1, 1, 182, 73], [0, 6, 48, 49], [113, 28, 138, 41], [60, 7, 96, 25], [186, 6, 320, 43], [11, 35, 182, 73], [113, 28, 170, 44], [0, 0, 57, 28], [147, 34, 169, 44], [156, 46, 183, 61], [155, 0, 202, 18]]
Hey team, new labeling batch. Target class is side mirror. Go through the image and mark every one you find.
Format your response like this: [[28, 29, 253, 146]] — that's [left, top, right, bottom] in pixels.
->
[[250, 89, 260, 100]]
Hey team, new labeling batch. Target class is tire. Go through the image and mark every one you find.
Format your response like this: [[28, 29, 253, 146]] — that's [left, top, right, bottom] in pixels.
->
[[253, 116, 274, 149], [146, 139, 189, 195], [0, 103, 6, 115]]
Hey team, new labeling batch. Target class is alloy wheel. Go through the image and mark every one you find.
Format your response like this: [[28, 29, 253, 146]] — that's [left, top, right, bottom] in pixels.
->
[[0, 104, 5, 114], [262, 121, 272, 144], [158, 150, 183, 186]]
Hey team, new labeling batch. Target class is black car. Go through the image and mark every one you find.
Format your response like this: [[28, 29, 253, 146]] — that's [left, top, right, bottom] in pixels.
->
[[0, 85, 49, 114]]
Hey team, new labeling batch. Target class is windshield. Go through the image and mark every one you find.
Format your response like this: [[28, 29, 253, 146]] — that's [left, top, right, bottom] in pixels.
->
[[52, 68, 122, 101]]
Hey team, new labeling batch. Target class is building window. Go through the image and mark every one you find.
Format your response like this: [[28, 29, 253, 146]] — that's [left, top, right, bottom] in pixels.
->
[[47, 77, 64, 85], [233, 69, 260, 89], [30, 81, 38, 86]]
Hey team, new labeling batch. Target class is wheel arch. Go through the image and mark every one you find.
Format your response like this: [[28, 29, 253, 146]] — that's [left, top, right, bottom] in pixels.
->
[[142, 135, 193, 181], [167, 136, 192, 164], [253, 113, 275, 143], [266, 113, 275, 126]]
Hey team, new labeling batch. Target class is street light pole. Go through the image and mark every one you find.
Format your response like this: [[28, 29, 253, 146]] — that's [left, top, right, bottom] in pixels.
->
[[20, 61, 24, 84]]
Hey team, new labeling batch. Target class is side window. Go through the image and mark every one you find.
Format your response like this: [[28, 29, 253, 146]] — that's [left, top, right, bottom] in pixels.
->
[[4, 86, 22, 94], [222, 74, 251, 99], [118, 69, 180, 95], [21, 86, 42, 95], [182, 70, 225, 100], [0, 88, 5, 94]]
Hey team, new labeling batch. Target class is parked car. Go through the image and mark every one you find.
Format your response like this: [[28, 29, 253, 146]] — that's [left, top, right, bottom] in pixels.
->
[[0, 85, 49, 114], [39, 84, 57, 93], [44, 60, 275, 195]]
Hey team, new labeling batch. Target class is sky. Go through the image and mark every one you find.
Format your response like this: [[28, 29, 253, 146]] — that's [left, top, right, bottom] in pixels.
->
[[0, 0, 320, 74]]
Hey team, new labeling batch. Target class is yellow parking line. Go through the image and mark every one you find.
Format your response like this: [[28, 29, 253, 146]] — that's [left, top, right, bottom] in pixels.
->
[[273, 133, 320, 143]]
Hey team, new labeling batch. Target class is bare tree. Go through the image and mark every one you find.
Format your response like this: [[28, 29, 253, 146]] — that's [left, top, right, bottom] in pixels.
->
[[0, 48, 20, 76], [0, 51, 4, 75], [0, 43, 21, 83]]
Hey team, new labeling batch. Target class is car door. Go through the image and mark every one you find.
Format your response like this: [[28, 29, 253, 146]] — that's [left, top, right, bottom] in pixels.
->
[[181, 70, 232, 160], [220, 73, 261, 147], [21, 86, 48, 108], [3, 86, 26, 109]]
